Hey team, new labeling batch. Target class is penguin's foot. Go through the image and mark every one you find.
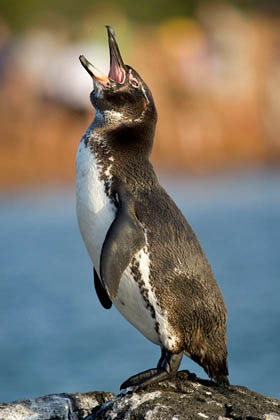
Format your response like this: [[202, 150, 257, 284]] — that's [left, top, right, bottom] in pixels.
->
[[120, 350, 183, 391], [120, 368, 168, 390]]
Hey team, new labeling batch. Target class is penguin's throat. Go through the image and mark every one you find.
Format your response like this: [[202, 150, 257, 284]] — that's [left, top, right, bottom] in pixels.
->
[[93, 109, 124, 127]]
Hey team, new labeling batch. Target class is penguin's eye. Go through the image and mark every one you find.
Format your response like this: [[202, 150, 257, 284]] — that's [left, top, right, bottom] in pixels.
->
[[129, 77, 139, 89]]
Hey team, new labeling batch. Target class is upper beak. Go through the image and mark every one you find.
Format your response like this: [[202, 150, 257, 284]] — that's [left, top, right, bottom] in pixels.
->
[[79, 26, 126, 85], [106, 26, 126, 84]]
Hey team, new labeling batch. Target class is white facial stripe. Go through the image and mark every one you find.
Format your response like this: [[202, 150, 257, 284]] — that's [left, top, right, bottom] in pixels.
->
[[141, 86, 149, 103]]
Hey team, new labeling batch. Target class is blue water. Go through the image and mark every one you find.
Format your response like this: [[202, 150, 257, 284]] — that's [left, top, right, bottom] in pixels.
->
[[0, 169, 279, 403]]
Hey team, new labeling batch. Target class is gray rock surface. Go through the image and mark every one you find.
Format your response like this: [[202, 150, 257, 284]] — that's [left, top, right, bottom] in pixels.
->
[[0, 391, 114, 420], [1, 371, 279, 420]]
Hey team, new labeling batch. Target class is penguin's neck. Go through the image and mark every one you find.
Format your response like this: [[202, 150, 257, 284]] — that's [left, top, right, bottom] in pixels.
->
[[90, 108, 156, 158]]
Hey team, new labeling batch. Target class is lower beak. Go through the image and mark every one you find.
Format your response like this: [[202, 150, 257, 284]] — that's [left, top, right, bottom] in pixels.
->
[[79, 55, 109, 85]]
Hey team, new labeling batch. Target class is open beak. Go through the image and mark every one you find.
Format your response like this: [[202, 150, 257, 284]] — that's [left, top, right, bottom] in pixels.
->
[[79, 26, 126, 86], [79, 55, 109, 85], [106, 26, 126, 84]]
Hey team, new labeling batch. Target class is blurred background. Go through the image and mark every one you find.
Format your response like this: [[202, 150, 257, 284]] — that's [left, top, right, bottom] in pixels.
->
[[0, 0, 279, 403]]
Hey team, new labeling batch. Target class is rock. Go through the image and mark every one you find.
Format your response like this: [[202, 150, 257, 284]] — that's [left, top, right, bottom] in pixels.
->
[[88, 371, 280, 420], [0, 391, 114, 420], [1, 371, 280, 420]]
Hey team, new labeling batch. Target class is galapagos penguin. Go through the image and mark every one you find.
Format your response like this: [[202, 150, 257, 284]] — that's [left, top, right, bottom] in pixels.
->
[[76, 26, 229, 389]]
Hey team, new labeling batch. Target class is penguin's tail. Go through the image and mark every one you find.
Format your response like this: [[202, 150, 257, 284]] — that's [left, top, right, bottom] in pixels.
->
[[187, 349, 229, 385], [211, 357, 230, 386], [216, 373, 230, 386]]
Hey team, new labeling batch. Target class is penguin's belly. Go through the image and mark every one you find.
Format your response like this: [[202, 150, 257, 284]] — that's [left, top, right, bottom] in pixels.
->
[[76, 137, 177, 350], [113, 248, 161, 346], [76, 139, 115, 273]]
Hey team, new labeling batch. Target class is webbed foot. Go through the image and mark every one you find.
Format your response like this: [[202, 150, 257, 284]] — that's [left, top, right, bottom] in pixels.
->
[[120, 367, 168, 390], [120, 349, 183, 391]]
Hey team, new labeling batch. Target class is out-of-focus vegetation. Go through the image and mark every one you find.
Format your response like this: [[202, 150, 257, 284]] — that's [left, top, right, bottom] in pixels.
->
[[2, 0, 280, 31], [1, 1, 280, 188]]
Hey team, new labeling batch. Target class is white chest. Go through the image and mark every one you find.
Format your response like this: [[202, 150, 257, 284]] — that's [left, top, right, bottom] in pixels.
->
[[75, 138, 115, 274], [75, 132, 176, 350]]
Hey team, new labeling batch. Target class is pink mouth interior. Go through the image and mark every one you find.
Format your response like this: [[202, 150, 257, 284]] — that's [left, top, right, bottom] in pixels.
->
[[108, 55, 125, 84]]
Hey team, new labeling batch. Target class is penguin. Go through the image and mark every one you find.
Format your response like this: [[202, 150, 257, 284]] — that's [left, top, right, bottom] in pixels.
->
[[76, 26, 229, 390]]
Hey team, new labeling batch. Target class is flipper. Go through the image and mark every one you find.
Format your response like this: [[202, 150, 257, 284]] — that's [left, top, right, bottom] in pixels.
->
[[100, 183, 146, 299], [93, 267, 112, 309]]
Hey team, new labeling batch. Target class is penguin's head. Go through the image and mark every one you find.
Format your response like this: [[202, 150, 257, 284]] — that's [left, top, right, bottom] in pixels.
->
[[79, 26, 156, 126]]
